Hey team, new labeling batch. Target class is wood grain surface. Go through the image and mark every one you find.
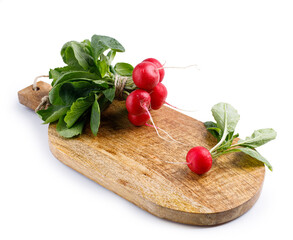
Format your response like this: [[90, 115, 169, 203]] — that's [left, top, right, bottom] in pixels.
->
[[49, 101, 265, 225], [19, 82, 265, 226]]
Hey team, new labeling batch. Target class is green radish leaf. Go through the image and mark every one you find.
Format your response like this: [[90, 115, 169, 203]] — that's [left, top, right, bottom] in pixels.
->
[[82, 39, 92, 55], [207, 102, 275, 171], [209, 103, 229, 153], [49, 66, 80, 85], [64, 95, 95, 128], [90, 95, 101, 136], [107, 50, 116, 64], [96, 55, 108, 78], [204, 121, 222, 140], [49, 68, 62, 81], [103, 88, 115, 102], [49, 83, 65, 105], [59, 82, 90, 106], [57, 116, 85, 138], [114, 62, 134, 76], [50, 80, 105, 106], [211, 146, 273, 171], [37, 105, 70, 124], [211, 102, 240, 133], [91, 35, 125, 62], [92, 80, 109, 88], [237, 128, 277, 148], [61, 41, 94, 70], [239, 147, 273, 171], [59, 81, 107, 105], [53, 71, 100, 86]]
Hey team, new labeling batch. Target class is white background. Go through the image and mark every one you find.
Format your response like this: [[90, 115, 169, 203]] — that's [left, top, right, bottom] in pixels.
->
[[1, 0, 292, 239]]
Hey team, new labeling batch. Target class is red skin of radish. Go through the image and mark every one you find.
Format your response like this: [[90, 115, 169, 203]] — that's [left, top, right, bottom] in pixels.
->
[[126, 89, 151, 115], [132, 62, 160, 90], [128, 112, 150, 126], [186, 146, 213, 174], [149, 82, 168, 110], [143, 58, 165, 82]]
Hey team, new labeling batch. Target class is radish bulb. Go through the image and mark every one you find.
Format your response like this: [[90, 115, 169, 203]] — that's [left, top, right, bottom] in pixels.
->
[[186, 146, 213, 174]]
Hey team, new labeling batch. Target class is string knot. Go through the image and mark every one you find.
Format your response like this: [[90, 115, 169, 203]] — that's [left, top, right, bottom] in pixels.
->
[[35, 95, 50, 112], [114, 75, 128, 100]]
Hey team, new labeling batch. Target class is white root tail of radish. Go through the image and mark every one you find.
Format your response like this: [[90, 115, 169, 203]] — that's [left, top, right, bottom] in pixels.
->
[[157, 64, 200, 71], [143, 106, 174, 143], [145, 123, 189, 147], [143, 107, 190, 165], [164, 102, 198, 113]]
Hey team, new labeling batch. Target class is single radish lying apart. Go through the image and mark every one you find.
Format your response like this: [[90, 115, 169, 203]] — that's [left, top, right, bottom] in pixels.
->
[[143, 58, 165, 82], [186, 146, 213, 175], [132, 61, 160, 90]]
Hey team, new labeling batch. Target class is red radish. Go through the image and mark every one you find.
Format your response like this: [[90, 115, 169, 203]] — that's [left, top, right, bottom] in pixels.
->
[[126, 89, 151, 115], [132, 62, 160, 90], [128, 112, 150, 126], [143, 58, 165, 82], [149, 82, 168, 110], [186, 146, 213, 174]]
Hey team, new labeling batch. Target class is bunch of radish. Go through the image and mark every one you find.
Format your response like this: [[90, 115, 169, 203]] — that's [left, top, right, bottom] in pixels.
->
[[126, 58, 168, 126], [126, 58, 211, 175]]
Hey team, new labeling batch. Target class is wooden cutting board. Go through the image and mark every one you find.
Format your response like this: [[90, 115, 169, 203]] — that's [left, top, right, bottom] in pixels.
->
[[18, 82, 265, 226]]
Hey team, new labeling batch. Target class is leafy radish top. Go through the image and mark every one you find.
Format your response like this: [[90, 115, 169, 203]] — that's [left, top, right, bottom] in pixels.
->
[[204, 102, 276, 171], [37, 35, 137, 138]]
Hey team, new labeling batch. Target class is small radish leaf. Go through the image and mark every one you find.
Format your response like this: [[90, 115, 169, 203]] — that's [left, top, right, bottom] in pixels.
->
[[50, 81, 108, 106], [107, 50, 116, 64], [237, 128, 277, 148], [57, 116, 85, 138], [212, 102, 240, 134], [61, 41, 94, 70], [204, 121, 222, 141], [90, 95, 101, 136], [37, 105, 70, 124], [64, 94, 95, 128], [49, 83, 66, 105], [91, 35, 125, 63], [103, 88, 115, 102], [53, 71, 100, 87], [96, 55, 108, 78], [114, 62, 134, 76], [60, 81, 108, 105], [49, 66, 79, 85]]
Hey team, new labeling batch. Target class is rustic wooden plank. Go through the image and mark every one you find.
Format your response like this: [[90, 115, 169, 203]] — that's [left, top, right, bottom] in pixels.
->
[[48, 101, 265, 225], [18, 81, 265, 225]]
